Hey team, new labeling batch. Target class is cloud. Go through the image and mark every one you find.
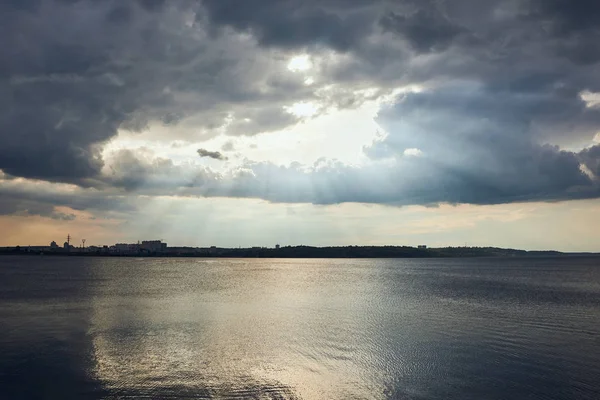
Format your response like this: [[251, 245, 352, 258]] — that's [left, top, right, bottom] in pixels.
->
[[197, 148, 228, 161], [2, 0, 600, 215], [526, 0, 600, 35], [221, 141, 235, 152], [93, 138, 600, 206], [363, 83, 600, 203], [380, 7, 467, 53], [0, 194, 76, 221], [101, 149, 215, 191], [0, 0, 323, 184], [200, 0, 378, 51], [579, 145, 600, 178], [0, 172, 142, 218]]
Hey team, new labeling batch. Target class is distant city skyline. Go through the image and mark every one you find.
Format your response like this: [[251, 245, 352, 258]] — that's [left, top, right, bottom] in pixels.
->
[[4, 239, 590, 259]]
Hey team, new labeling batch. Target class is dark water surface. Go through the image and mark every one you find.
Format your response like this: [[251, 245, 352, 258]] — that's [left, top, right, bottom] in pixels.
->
[[1, 256, 599, 399]]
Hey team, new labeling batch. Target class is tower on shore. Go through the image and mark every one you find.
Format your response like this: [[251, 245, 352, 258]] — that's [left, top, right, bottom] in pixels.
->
[[64, 234, 71, 251]]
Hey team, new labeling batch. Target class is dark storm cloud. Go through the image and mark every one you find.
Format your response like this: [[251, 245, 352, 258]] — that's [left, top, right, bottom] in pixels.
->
[[0, 181, 79, 220], [579, 145, 600, 177], [516, 0, 600, 66], [0, 0, 316, 184], [361, 84, 600, 204], [197, 149, 228, 161], [0, 1, 158, 182], [380, 8, 467, 53], [201, 0, 378, 51], [0, 195, 75, 220], [0, 174, 146, 221], [526, 0, 600, 34]]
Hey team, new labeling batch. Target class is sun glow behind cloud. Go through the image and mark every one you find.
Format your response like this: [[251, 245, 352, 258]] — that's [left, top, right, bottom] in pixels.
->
[[287, 54, 312, 72], [284, 102, 320, 118]]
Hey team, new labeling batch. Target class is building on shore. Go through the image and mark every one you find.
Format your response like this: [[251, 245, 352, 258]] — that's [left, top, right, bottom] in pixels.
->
[[141, 240, 167, 253], [114, 243, 141, 254], [27, 246, 50, 253], [110, 240, 167, 254]]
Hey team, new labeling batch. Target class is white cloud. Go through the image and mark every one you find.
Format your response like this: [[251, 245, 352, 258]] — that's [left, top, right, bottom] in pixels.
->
[[580, 91, 600, 108], [403, 148, 423, 157]]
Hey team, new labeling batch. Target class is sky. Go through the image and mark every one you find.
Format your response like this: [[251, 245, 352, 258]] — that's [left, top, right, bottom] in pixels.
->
[[1, 0, 600, 251]]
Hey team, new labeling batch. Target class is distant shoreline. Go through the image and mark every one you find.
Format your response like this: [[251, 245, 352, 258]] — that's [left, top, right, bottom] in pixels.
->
[[1, 246, 597, 259]]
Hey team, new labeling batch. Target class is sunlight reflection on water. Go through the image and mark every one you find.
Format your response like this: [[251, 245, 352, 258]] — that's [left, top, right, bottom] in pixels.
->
[[1, 256, 599, 399]]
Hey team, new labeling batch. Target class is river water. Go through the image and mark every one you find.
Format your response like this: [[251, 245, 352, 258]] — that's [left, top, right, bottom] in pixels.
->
[[0, 256, 599, 399]]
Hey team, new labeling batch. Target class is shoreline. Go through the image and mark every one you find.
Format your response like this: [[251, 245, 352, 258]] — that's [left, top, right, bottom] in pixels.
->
[[1, 246, 597, 259]]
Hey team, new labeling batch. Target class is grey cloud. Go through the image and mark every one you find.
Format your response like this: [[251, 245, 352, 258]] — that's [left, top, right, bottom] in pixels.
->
[[363, 84, 599, 204], [201, 0, 378, 51], [0, 196, 54, 218], [0, 0, 320, 184], [579, 145, 600, 178], [515, 1, 600, 66], [102, 149, 214, 191], [526, 0, 600, 35], [197, 148, 228, 161], [329, 0, 600, 94], [221, 141, 235, 152], [51, 212, 77, 221], [97, 140, 600, 206], [0, 174, 146, 221], [161, 112, 184, 126], [225, 107, 300, 137], [380, 8, 467, 53], [106, 3, 134, 25], [0, 1, 157, 182], [226, 150, 596, 205], [0, 193, 76, 220]]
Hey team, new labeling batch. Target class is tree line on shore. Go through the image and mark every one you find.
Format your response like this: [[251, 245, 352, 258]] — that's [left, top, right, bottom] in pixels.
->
[[0, 245, 566, 258]]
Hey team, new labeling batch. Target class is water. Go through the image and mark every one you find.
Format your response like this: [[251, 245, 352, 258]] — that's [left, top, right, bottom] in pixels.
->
[[0, 256, 599, 400]]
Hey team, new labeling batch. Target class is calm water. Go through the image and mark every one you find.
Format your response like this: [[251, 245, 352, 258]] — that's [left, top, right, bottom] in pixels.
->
[[0, 256, 599, 400]]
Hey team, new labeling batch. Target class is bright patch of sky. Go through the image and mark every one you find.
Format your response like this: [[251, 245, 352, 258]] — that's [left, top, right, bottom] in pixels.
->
[[284, 102, 320, 118], [102, 94, 390, 169], [287, 54, 312, 72]]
